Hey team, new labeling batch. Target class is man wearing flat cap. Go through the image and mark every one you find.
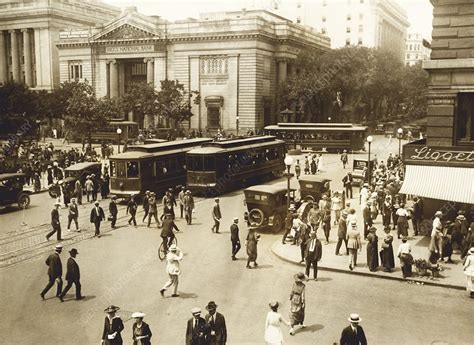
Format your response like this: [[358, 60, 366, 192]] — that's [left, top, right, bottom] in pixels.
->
[[40, 244, 63, 300], [205, 301, 227, 345], [340, 313, 367, 345], [59, 248, 84, 302], [186, 307, 210, 345], [90, 201, 105, 237], [230, 218, 241, 260]]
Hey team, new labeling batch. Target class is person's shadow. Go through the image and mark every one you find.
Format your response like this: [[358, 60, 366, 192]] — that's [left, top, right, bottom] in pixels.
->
[[299, 324, 324, 334]]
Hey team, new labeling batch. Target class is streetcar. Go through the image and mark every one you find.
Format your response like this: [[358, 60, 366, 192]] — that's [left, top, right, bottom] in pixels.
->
[[89, 120, 139, 143], [264, 123, 368, 152], [186, 136, 286, 195], [109, 138, 212, 198]]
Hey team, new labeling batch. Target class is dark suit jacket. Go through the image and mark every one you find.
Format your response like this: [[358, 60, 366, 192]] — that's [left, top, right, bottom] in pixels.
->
[[186, 317, 210, 345], [46, 253, 62, 278], [102, 316, 124, 344], [230, 224, 239, 242], [338, 219, 348, 239], [90, 206, 105, 223], [109, 202, 118, 216], [413, 201, 423, 219], [132, 321, 152, 345], [363, 207, 373, 225], [212, 204, 221, 219], [161, 218, 179, 237], [65, 257, 80, 282], [304, 238, 322, 261], [205, 312, 227, 344], [340, 325, 367, 345], [51, 209, 60, 226]]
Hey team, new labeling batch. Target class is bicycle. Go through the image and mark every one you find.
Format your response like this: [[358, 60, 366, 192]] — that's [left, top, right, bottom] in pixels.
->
[[158, 236, 178, 261]]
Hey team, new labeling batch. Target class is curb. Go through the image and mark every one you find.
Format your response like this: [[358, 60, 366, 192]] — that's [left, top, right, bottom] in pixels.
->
[[271, 242, 465, 291]]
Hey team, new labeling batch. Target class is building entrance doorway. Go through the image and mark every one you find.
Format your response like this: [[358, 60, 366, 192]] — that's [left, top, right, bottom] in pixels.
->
[[124, 60, 147, 93]]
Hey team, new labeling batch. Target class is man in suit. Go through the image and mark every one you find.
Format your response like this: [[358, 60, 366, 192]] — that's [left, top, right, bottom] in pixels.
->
[[336, 211, 349, 256], [204, 301, 227, 345], [142, 191, 150, 223], [340, 313, 367, 345], [46, 202, 62, 241], [109, 196, 118, 228], [362, 201, 373, 239], [40, 244, 63, 300], [211, 198, 222, 233], [186, 307, 210, 345], [184, 190, 195, 225], [161, 214, 180, 253], [90, 201, 105, 237], [304, 231, 322, 280], [59, 248, 84, 301], [342, 172, 353, 199], [67, 197, 79, 232], [74, 179, 82, 205], [230, 218, 241, 260], [411, 197, 423, 236], [299, 221, 310, 263]]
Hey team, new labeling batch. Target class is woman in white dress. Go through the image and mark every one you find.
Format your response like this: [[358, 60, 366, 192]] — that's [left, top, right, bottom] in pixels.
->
[[264, 301, 290, 345], [463, 247, 474, 298], [317, 153, 324, 172]]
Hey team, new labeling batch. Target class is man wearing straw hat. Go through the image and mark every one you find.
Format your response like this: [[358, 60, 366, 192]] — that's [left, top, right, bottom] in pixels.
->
[[186, 307, 210, 345], [160, 244, 183, 298], [46, 201, 62, 241], [340, 313, 367, 345], [40, 244, 63, 300]]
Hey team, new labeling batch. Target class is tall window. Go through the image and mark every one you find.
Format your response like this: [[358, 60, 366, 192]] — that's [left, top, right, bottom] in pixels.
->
[[359, 13, 363, 20], [359, 25, 363, 32], [346, 27, 351, 33], [323, 0, 327, 6], [69, 61, 83, 81], [347, 14, 351, 20], [207, 107, 220, 129], [322, 28, 327, 34], [358, 38, 363, 45], [297, 16, 301, 24], [322, 16, 326, 22], [456, 93, 474, 143], [346, 38, 351, 46], [201, 56, 228, 76], [297, 1, 301, 8]]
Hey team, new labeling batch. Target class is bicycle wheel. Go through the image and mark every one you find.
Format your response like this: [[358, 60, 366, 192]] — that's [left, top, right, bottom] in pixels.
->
[[158, 243, 166, 261], [170, 237, 178, 246]]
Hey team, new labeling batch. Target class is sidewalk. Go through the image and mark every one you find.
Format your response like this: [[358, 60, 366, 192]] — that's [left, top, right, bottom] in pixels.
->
[[272, 228, 466, 290]]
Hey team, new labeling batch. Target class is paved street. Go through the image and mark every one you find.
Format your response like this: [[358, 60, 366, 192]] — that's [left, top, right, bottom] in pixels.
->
[[0, 136, 472, 344]]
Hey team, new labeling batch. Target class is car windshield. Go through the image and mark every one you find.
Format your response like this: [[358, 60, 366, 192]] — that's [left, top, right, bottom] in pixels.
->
[[65, 170, 80, 178]]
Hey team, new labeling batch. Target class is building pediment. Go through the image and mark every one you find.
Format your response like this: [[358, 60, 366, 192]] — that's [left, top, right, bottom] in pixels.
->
[[94, 23, 160, 41]]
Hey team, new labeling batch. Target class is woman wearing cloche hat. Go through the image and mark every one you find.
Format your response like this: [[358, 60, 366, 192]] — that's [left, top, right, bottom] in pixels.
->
[[101, 305, 124, 345], [131, 312, 152, 345]]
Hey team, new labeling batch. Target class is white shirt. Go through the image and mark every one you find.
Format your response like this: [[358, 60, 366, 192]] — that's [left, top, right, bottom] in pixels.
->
[[309, 238, 317, 252], [397, 243, 411, 256], [432, 217, 442, 236]]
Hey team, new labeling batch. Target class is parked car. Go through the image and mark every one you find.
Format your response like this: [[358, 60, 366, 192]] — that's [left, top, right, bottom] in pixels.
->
[[243, 185, 294, 233], [48, 162, 102, 198], [0, 173, 31, 208], [298, 176, 331, 203], [351, 158, 376, 186]]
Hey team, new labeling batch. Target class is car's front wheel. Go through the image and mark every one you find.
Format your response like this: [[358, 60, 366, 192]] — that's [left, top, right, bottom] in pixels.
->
[[248, 208, 265, 227], [18, 193, 30, 209]]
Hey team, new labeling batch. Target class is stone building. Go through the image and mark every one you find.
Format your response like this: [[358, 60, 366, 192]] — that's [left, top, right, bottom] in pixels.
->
[[400, 0, 474, 217], [0, 0, 119, 90], [56, 7, 330, 133], [405, 32, 431, 67]]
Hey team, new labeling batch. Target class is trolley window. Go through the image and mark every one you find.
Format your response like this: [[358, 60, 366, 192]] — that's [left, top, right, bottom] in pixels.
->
[[127, 161, 139, 178], [110, 161, 117, 177], [204, 157, 215, 171], [116, 162, 126, 178]]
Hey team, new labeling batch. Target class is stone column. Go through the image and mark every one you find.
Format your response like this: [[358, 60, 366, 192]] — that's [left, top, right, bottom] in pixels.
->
[[0, 31, 7, 84], [278, 59, 287, 83], [9, 30, 20, 82], [109, 60, 119, 98], [22, 29, 33, 86], [144, 58, 154, 85]]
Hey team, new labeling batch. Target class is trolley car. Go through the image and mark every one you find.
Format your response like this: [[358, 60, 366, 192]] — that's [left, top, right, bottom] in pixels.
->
[[109, 138, 212, 198], [264, 123, 368, 152], [186, 136, 286, 195]]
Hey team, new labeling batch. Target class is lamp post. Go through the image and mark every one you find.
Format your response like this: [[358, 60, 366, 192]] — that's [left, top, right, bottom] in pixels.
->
[[366, 135, 373, 184], [284, 156, 294, 212], [116, 127, 123, 153], [397, 127, 403, 157], [236, 116, 240, 137]]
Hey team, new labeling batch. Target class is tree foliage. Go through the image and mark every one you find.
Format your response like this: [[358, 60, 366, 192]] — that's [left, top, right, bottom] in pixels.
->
[[280, 46, 429, 124], [120, 82, 160, 129]]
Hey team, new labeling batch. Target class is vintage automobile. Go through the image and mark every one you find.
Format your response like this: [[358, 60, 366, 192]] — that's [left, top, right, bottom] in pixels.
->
[[0, 173, 31, 208], [351, 158, 376, 186], [298, 176, 332, 203], [48, 162, 102, 198], [243, 185, 294, 233]]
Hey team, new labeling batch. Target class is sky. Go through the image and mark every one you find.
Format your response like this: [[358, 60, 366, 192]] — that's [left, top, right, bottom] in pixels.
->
[[104, 0, 434, 39]]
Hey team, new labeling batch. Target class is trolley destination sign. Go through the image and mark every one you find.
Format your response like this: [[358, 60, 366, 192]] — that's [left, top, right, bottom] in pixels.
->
[[403, 144, 474, 167]]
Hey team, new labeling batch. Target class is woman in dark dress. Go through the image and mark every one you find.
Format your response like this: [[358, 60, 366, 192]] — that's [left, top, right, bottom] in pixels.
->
[[246, 227, 260, 268], [380, 228, 395, 272], [366, 227, 379, 272], [131, 312, 152, 345], [289, 272, 307, 335], [102, 305, 124, 345]]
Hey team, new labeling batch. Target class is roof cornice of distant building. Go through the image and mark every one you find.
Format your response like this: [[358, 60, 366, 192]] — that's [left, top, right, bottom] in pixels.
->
[[376, 0, 410, 27]]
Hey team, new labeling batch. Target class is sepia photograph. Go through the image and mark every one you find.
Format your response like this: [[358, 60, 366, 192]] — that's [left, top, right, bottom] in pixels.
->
[[0, 0, 472, 344]]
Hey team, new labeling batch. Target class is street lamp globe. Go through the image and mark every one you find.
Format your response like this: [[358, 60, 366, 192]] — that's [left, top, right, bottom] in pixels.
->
[[284, 156, 294, 167], [397, 128, 403, 135], [366, 135, 373, 143], [116, 128, 123, 135]]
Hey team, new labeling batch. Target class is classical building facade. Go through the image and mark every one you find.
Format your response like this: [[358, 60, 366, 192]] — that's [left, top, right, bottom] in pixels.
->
[[405, 32, 431, 66], [0, 0, 119, 90], [56, 7, 330, 132], [400, 0, 474, 216], [269, 0, 409, 62]]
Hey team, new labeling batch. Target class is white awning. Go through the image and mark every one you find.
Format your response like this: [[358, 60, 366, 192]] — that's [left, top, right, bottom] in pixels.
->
[[399, 165, 474, 204]]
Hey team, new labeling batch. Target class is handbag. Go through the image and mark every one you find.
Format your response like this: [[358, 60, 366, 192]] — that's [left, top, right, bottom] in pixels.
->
[[107, 215, 114, 221]]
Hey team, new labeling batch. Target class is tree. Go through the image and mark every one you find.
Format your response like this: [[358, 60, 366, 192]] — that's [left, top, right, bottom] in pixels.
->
[[62, 81, 109, 147], [120, 82, 160, 129], [401, 63, 429, 119], [155, 79, 199, 129]]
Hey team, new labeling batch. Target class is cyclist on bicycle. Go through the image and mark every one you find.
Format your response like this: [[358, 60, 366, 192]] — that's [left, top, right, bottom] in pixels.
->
[[161, 213, 181, 253]]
